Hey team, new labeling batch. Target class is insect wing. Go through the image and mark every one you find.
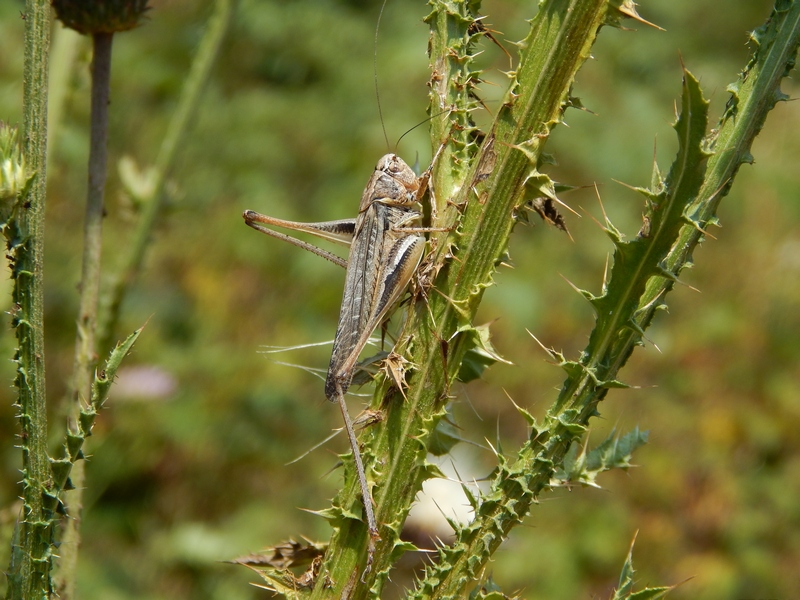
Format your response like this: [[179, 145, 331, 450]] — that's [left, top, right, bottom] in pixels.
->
[[324, 201, 424, 399]]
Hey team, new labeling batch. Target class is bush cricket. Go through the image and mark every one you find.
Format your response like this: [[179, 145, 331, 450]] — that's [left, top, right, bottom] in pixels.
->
[[243, 150, 441, 568]]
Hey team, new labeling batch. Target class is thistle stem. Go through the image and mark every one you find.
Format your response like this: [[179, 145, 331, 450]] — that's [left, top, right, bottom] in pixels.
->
[[5, 1, 51, 598], [97, 0, 237, 355], [56, 31, 114, 600]]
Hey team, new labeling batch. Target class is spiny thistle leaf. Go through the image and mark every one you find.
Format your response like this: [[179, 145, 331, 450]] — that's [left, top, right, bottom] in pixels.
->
[[611, 534, 673, 600], [91, 326, 144, 412], [554, 69, 709, 419], [49, 326, 145, 500], [468, 576, 518, 600], [428, 411, 463, 456], [552, 427, 648, 488], [234, 539, 326, 569], [456, 322, 512, 383]]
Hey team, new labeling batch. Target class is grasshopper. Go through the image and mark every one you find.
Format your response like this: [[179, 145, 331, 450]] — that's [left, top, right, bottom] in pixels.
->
[[243, 151, 439, 567]]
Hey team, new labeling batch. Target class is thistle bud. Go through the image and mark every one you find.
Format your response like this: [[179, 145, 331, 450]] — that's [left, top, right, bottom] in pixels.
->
[[0, 122, 28, 206], [51, 0, 151, 35]]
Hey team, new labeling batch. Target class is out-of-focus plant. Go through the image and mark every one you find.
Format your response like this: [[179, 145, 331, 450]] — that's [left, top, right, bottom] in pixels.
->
[[2, 1, 236, 598]]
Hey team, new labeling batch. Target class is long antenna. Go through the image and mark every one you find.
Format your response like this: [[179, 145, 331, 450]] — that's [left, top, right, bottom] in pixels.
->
[[395, 109, 451, 151], [374, 0, 391, 152]]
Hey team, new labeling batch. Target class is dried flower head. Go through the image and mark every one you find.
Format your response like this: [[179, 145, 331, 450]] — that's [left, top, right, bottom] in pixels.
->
[[51, 0, 151, 35]]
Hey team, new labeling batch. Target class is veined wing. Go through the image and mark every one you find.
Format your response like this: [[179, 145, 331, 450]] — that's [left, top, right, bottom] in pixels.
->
[[324, 201, 424, 400]]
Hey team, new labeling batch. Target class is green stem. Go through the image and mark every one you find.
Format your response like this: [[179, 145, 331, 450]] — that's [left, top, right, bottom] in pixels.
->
[[97, 0, 237, 355], [76, 31, 113, 414], [5, 1, 51, 598], [311, 1, 612, 598], [55, 31, 114, 600], [412, 2, 800, 598]]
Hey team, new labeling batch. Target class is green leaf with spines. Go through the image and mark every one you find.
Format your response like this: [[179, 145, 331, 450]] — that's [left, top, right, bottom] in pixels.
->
[[428, 412, 463, 456], [553, 427, 648, 488], [510, 398, 538, 432], [456, 323, 512, 384], [611, 534, 674, 599], [311, 2, 800, 598], [46, 327, 145, 529], [48, 458, 72, 490], [413, 48, 710, 600], [90, 326, 143, 410]]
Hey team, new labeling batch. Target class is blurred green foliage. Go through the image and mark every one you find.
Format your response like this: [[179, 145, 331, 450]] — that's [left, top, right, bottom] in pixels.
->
[[1, 0, 798, 598]]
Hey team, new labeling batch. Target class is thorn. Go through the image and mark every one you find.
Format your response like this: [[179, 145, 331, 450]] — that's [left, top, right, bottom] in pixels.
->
[[484, 437, 500, 458], [558, 272, 592, 301], [629, 319, 660, 353], [429, 497, 459, 534], [618, 5, 665, 31], [495, 413, 502, 453], [683, 215, 717, 240], [611, 178, 650, 197], [583, 187, 622, 243], [628, 529, 639, 551], [285, 429, 342, 465], [460, 384, 484, 422], [552, 192, 580, 218], [470, 17, 513, 70], [501, 387, 518, 407], [670, 276, 701, 294], [636, 288, 667, 314], [525, 329, 558, 362], [583, 205, 609, 234], [593, 183, 612, 226]]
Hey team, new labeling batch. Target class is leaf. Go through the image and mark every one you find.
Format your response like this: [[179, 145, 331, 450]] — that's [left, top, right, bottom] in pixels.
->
[[610, 532, 675, 600], [230, 539, 326, 570], [456, 323, 512, 383], [552, 427, 648, 488], [428, 412, 464, 456], [91, 325, 144, 411]]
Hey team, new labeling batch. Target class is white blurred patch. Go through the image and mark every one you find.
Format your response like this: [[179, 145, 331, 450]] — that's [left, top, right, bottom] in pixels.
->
[[112, 365, 178, 401], [406, 446, 487, 542], [778, 238, 800, 271]]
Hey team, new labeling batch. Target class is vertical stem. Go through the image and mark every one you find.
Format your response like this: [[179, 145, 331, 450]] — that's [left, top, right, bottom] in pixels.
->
[[55, 31, 114, 600], [97, 0, 237, 355], [5, 1, 51, 598], [75, 32, 113, 418]]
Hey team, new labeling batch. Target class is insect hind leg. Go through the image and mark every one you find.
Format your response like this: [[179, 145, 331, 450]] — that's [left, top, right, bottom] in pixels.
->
[[333, 380, 380, 576]]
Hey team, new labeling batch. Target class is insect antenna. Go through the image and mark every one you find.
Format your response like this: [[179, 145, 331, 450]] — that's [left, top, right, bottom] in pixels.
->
[[394, 109, 450, 154], [374, 0, 391, 152], [375, 0, 450, 157]]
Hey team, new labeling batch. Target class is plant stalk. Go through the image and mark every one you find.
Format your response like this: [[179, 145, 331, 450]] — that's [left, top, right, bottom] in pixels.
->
[[97, 0, 237, 355], [54, 31, 114, 600], [312, 0, 612, 597], [5, 0, 51, 598]]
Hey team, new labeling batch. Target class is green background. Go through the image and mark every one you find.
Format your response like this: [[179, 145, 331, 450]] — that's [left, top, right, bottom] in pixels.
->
[[1, 0, 798, 598]]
